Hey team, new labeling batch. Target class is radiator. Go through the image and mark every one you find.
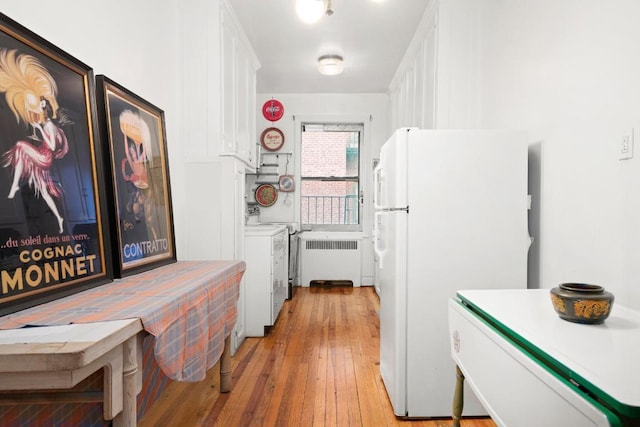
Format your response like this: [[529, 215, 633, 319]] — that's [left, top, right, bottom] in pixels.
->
[[299, 232, 362, 287]]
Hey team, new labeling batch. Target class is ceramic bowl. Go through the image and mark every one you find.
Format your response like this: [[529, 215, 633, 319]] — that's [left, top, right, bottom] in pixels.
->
[[549, 283, 614, 324]]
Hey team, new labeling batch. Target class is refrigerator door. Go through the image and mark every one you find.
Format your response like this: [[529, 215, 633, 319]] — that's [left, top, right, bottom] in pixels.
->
[[375, 129, 409, 210], [378, 209, 409, 416], [403, 129, 528, 416]]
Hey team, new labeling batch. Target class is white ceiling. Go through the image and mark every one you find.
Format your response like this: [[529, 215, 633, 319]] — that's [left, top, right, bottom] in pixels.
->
[[228, 0, 430, 94]]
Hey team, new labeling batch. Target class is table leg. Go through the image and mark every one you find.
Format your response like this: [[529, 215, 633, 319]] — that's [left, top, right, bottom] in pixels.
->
[[220, 335, 232, 393], [452, 364, 465, 427], [113, 335, 139, 427]]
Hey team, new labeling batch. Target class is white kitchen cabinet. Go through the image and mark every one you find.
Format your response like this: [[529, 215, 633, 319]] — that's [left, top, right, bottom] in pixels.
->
[[220, 0, 259, 170], [244, 225, 288, 337], [181, 0, 259, 353], [389, 0, 483, 131]]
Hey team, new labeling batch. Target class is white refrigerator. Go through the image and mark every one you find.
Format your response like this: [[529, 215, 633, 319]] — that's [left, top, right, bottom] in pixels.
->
[[374, 128, 530, 417]]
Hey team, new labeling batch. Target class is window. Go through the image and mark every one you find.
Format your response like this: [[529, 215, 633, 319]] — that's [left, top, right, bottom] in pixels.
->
[[300, 123, 361, 230]]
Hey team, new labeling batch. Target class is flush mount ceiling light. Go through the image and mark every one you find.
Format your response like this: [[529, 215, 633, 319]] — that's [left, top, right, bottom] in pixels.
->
[[317, 55, 344, 76], [296, 0, 325, 24]]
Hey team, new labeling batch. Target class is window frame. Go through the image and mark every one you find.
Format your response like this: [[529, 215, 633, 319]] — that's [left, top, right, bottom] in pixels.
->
[[298, 122, 363, 232]]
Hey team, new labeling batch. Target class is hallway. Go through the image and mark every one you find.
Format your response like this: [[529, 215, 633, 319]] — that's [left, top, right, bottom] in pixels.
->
[[139, 286, 495, 426]]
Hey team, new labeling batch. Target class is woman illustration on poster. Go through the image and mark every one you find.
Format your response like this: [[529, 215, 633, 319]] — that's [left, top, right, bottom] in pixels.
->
[[0, 48, 68, 234], [119, 109, 159, 241]]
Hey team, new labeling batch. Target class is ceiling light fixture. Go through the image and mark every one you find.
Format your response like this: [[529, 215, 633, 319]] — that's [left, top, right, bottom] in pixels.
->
[[325, 0, 334, 16], [296, 0, 325, 24], [317, 55, 344, 76]]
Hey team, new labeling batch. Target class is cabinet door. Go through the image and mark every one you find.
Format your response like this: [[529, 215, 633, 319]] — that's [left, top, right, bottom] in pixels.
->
[[388, 4, 437, 131], [273, 245, 287, 321], [236, 41, 253, 166], [422, 20, 436, 129], [220, 1, 258, 169], [231, 163, 246, 354], [221, 7, 237, 155], [246, 58, 257, 169], [270, 230, 288, 324]]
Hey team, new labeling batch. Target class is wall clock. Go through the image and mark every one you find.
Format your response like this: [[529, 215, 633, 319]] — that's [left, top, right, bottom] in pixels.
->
[[260, 127, 285, 152], [255, 184, 278, 207], [278, 175, 295, 192], [262, 99, 284, 121]]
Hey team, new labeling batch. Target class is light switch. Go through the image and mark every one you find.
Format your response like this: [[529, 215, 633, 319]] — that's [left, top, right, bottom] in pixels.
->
[[620, 130, 634, 160]]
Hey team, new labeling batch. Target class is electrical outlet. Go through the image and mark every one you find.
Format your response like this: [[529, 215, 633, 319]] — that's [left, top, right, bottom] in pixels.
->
[[620, 130, 634, 160]]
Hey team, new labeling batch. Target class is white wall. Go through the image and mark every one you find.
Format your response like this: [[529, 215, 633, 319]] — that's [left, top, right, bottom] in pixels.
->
[[0, 0, 190, 254], [254, 93, 389, 284], [476, 0, 640, 309], [391, 0, 640, 309]]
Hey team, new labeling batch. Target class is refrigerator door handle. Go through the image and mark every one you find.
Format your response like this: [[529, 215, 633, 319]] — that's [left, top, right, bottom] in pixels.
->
[[374, 164, 385, 210], [373, 211, 386, 269]]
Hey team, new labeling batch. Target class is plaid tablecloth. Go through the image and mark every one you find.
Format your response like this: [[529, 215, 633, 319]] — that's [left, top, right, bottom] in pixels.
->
[[0, 260, 245, 382]]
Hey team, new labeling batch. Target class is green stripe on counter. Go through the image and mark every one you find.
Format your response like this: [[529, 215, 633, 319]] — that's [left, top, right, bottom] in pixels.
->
[[455, 295, 631, 424]]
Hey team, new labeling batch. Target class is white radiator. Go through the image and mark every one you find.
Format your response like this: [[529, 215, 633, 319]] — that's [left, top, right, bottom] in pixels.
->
[[299, 232, 362, 287]]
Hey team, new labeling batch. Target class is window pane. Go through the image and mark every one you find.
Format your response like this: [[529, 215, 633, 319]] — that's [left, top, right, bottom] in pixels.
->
[[300, 125, 361, 228], [301, 180, 359, 225], [301, 131, 359, 177]]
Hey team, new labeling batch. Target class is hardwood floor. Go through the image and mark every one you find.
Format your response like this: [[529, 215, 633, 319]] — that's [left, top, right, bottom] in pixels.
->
[[139, 286, 496, 427]]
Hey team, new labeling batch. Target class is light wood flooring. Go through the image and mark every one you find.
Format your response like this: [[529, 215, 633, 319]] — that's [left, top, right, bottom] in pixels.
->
[[139, 286, 496, 427]]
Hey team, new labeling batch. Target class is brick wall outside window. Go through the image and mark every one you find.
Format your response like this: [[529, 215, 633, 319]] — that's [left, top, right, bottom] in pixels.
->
[[301, 130, 359, 225]]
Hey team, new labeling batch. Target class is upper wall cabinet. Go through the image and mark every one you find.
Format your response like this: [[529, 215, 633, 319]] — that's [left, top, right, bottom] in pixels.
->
[[388, 0, 483, 131], [181, 0, 259, 167], [221, 0, 260, 170]]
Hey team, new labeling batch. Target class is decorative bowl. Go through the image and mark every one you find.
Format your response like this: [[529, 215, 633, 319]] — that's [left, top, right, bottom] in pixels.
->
[[549, 283, 614, 324]]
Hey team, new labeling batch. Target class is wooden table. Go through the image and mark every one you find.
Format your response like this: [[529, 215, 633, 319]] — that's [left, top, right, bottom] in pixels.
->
[[448, 289, 640, 427], [0, 260, 245, 426], [0, 319, 143, 426]]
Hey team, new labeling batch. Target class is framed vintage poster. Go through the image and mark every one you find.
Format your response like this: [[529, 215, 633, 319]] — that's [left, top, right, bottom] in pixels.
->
[[0, 13, 113, 316], [95, 75, 176, 277]]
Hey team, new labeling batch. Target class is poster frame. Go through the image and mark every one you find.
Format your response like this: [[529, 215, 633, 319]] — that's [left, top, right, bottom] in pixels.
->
[[0, 13, 114, 316], [95, 75, 176, 278]]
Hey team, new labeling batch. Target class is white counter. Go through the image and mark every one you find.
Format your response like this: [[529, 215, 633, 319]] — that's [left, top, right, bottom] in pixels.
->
[[448, 289, 640, 426]]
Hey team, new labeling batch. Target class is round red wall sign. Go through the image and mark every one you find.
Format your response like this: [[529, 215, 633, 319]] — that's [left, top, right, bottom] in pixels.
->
[[262, 99, 284, 121], [260, 127, 285, 151], [255, 184, 278, 207]]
